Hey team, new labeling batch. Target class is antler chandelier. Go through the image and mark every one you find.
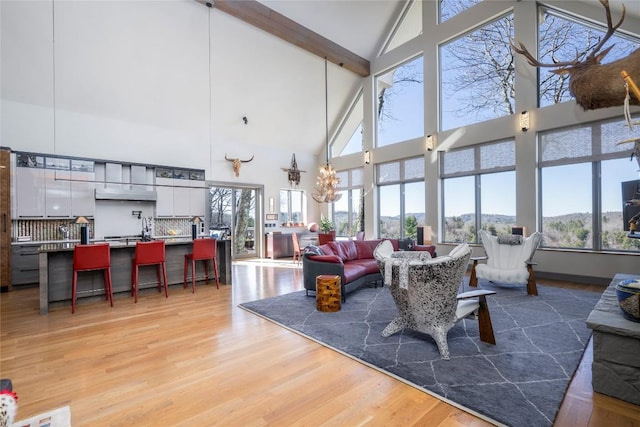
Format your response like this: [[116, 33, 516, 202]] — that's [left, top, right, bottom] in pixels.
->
[[312, 58, 342, 203]]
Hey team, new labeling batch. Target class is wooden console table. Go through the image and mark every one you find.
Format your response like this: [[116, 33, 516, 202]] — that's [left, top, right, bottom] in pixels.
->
[[586, 273, 640, 405]]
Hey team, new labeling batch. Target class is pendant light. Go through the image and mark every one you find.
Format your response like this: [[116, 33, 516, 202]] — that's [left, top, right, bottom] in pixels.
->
[[312, 58, 342, 203]]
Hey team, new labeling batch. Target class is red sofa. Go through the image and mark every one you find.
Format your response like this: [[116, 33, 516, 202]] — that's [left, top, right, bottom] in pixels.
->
[[302, 239, 436, 301]]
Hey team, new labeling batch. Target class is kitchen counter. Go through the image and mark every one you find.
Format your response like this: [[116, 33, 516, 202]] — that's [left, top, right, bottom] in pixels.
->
[[38, 237, 195, 251], [38, 238, 232, 314]]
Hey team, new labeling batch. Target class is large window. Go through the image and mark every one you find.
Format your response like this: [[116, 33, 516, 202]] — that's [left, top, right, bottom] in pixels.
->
[[439, 0, 481, 23], [333, 168, 363, 238], [209, 185, 259, 258], [377, 157, 425, 239], [376, 56, 424, 147], [440, 13, 515, 131], [538, 6, 639, 108], [441, 140, 516, 243], [539, 116, 640, 251], [331, 91, 364, 157], [279, 189, 306, 226]]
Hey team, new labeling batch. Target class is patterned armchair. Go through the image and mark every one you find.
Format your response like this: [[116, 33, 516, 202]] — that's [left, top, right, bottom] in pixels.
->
[[374, 241, 496, 360]]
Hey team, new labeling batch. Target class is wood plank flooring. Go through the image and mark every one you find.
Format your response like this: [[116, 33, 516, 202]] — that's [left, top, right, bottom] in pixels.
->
[[1, 259, 639, 426]]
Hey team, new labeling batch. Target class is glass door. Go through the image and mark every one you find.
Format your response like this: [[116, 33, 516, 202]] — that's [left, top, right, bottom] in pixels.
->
[[208, 184, 261, 259]]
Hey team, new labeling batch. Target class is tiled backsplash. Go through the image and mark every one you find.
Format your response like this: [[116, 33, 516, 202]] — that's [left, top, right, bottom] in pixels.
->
[[153, 218, 199, 237], [12, 217, 201, 242], [13, 219, 95, 242]]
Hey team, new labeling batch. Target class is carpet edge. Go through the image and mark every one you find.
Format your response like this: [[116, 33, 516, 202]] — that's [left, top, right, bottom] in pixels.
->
[[238, 303, 506, 427]]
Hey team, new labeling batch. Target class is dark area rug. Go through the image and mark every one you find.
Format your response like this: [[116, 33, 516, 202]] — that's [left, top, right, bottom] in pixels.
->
[[239, 281, 601, 427]]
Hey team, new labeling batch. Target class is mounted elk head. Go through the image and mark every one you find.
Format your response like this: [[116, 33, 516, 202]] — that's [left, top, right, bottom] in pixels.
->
[[511, 0, 640, 110], [225, 154, 254, 177]]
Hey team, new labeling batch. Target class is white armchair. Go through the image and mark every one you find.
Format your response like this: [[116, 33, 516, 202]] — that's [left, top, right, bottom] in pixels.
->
[[470, 230, 543, 295], [374, 241, 496, 360]]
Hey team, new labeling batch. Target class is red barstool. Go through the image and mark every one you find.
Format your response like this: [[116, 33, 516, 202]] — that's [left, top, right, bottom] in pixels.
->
[[183, 238, 219, 293], [132, 240, 168, 303], [72, 243, 113, 314]]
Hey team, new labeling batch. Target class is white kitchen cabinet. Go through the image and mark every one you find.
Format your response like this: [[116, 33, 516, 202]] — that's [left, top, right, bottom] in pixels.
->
[[15, 155, 46, 218], [155, 176, 174, 217], [155, 169, 206, 218], [45, 157, 71, 217], [173, 181, 191, 217], [190, 184, 206, 218], [70, 160, 95, 217], [16, 155, 96, 219]]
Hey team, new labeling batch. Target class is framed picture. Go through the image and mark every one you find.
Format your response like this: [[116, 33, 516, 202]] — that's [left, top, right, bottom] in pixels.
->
[[266, 214, 278, 220]]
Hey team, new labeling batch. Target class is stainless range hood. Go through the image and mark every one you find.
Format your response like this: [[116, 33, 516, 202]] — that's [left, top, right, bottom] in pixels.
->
[[94, 162, 157, 201]]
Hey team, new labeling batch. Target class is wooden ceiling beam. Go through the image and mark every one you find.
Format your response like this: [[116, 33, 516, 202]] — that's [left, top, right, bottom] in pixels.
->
[[196, 0, 370, 77]]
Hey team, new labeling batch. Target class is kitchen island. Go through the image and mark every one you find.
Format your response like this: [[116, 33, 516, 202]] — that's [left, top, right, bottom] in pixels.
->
[[38, 238, 232, 314]]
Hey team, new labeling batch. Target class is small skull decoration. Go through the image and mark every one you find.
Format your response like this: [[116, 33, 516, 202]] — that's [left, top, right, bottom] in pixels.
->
[[225, 154, 254, 177]]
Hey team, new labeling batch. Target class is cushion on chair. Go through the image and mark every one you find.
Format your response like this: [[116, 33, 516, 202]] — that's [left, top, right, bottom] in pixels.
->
[[497, 234, 523, 245], [448, 242, 469, 259], [317, 244, 335, 256], [475, 265, 530, 284], [343, 263, 368, 283], [303, 245, 323, 255], [307, 254, 342, 264], [349, 259, 382, 275], [354, 239, 382, 260], [373, 240, 394, 261], [327, 242, 348, 261], [341, 240, 360, 262]]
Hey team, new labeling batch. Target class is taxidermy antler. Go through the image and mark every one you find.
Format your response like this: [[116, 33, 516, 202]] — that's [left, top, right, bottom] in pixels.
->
[[225, 154, 254, 177], [617, 71, 640, 169], [511, 0, 640, 110]]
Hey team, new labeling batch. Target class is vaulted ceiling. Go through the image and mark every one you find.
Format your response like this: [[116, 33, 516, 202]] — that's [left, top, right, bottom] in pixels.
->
[[202, 0, 403, 159], [203, 0, 640, 159]]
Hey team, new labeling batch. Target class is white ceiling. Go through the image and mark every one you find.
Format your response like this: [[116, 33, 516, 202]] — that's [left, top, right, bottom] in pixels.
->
[[261, 0, 404, 60], [209, 1, 402, 160], [211, 0, 639, 159]]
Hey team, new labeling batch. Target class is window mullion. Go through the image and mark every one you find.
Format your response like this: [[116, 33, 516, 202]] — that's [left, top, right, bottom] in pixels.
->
[[593, 161, 602, 251], [475, 174, 482, 243]]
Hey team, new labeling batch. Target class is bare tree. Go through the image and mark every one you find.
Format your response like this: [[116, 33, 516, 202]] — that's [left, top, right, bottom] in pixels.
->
[[234, 189, 254, 254], [442, 12, 516, 119], [522, 3, 639, 109], [210, 187, 232, 227], [440, 0, 638, 118], [378, 60, 422, 129]]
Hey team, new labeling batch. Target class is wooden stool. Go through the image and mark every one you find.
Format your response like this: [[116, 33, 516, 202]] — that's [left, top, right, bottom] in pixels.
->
[[316, 275, 341, 312]]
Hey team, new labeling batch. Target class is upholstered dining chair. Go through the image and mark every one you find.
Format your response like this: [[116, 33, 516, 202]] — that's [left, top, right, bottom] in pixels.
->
[[132, 240, 168, 303], [183, 238, 219, 293], [470, 230, 543, 296], [374, 240, 496, 360], [292, 232, 302, 265], [72, 243, 113, 314]]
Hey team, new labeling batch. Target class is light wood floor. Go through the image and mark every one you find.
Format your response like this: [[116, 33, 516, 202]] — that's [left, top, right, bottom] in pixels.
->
[[1, 259, 639, 426]]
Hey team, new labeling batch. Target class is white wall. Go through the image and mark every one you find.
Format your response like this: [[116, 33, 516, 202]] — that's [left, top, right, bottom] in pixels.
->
[[0, 0, 323, 231]]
